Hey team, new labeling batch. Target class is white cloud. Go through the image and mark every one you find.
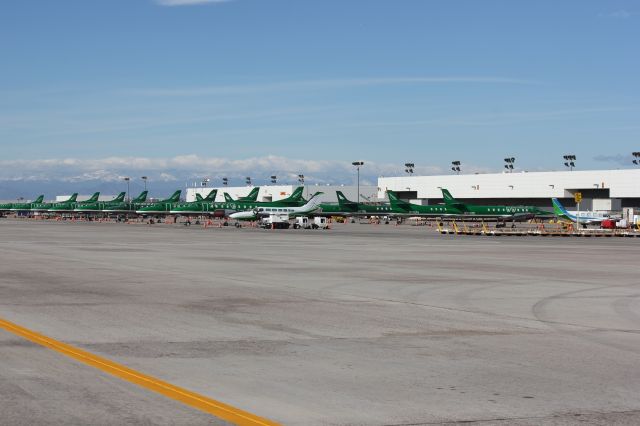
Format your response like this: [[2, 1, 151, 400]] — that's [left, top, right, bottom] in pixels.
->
[[0, 155, 446, 185], [155, 0, 233, 6], [159, 172, 179, 181], [0, 155, 509, 199]]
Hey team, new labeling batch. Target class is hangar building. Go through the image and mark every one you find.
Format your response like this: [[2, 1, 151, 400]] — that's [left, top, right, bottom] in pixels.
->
[[378, 169, 640, 211]]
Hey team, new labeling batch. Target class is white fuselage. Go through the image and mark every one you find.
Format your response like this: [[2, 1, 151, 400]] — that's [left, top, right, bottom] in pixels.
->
[[229, 194, 323, 221]]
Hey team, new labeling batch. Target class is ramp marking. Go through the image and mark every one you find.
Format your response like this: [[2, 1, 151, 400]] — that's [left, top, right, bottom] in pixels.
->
[[0, 316, 279, 426]]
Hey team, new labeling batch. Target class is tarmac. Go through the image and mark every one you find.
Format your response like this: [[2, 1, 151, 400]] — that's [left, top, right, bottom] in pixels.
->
[[1, 218, 640, 425]]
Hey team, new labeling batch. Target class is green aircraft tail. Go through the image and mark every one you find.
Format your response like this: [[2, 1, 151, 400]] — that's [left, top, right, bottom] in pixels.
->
[[224, 193, 234, 202], [167, 190, 181, 202], [132, 191, 148, 203], [203, 189, 218, 201], [67, 193, 78, 202], [33, 195, 44, 203], [87, 192, 100, 202], [441, 188, 458, 204], [283, 186, 304, 202], [387, 190, 411, 209], [114, 192, 126, 202], [238, 187, 259, 202], [196, 194, 203, 202], [336, 191, 357, 206]]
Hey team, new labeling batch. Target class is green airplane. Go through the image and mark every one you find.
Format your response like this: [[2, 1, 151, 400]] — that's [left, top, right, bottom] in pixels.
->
[[101, 191, 149, 213], [0, 196, 44, 211], [8, 195, 45, 211], [73, 192, 127, 212], [222, 186, 305, 206], [387, 191, 462, 217], [135, 190, 182, 214], [223, 186, 305, 207], [29, 193, 78, 212], [168, 190, 219, 215], [0, 201, 15, 211], [319, 191, 395, 216], [440, 188, 549, 220], [48, 192, 100, 212], [173, 187, 308, 217]]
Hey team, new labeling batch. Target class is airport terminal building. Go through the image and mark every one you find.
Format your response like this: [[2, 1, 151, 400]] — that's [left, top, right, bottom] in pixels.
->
[[186, 169, 640, 212], [51, 169, 639, 213], [378, 169, 640, 211]]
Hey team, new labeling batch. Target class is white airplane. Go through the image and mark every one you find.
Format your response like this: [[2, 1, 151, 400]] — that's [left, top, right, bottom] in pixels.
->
[[230, 192, 324, 221], [551, 198, 615, 225]]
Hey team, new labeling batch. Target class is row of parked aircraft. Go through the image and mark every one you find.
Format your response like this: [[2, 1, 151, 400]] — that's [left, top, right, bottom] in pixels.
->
[[1, 187, 601, 224]]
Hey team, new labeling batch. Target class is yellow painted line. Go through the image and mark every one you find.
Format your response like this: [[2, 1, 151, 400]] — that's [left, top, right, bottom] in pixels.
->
[[0, 317, 279, 426]]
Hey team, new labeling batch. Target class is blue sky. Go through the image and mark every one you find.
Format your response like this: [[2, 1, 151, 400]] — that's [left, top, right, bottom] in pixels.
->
[[0, 0, 638, 195]]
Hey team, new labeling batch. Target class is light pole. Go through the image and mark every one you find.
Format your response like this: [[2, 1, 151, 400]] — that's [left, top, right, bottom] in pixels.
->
[[123, 177, 130, 202], [222, 177, 228, 186], [246, 177, 252, 186], [352, 161, 364, 205], [632, 152, 640, 165], [270, 175, 277, 184], [298, 174, 306, 198], [201, 178, 210, 187], [563, 154, 576, 171], [504, 157, 515, 173], [141, 176, 147, 192], [404, 163, 414, 175], [451, 161, 461, 174]]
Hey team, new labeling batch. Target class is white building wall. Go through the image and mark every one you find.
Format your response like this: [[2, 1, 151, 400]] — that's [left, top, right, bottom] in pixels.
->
[[378, 169, 640, 200]]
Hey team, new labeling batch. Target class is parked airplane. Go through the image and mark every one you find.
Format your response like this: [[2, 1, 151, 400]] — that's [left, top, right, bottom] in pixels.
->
[[169, 190, 218, 215], [102, 191, 149, 213], [229, 192, 324, 221], [319, 191, 395, 216], [171, 187, 308, 217], [223, 186, 305, 207], [11, 195, 44, 211], [48, 192, 100, 212], [8, 195, 45, 211], [441, 189, 549, 221], [386, 191, 461, 217], [136, 190, 182, 214], [0, 196, 45, 211], [74, 192, 126, 212], [551, 198, 611, 225], [29, 193, 78, 212], [0, 201, 15, 211]]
